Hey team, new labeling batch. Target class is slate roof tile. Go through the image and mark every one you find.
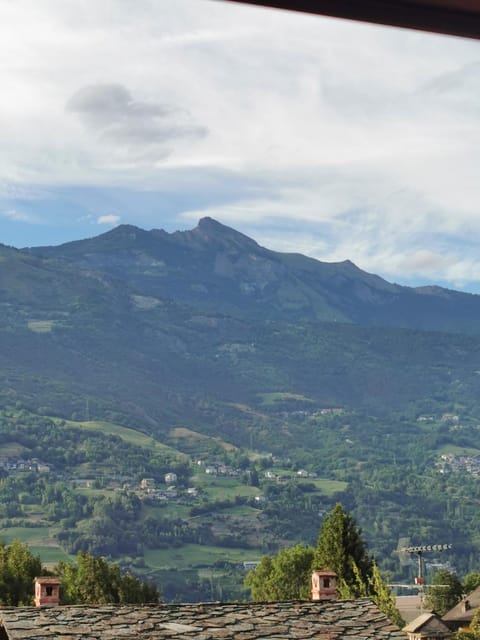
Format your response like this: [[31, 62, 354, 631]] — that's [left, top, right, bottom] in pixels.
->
[[0, 598, 406, 639]]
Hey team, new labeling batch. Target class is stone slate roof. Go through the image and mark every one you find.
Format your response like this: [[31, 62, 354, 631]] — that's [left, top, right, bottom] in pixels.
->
[[0, 599, 406, 639], [442, 585, 480, 628], [403, 612, 451, 637]]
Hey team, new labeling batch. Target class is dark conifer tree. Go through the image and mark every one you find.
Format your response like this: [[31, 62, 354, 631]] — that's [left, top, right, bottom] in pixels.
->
[[314, 502, 373, 597]]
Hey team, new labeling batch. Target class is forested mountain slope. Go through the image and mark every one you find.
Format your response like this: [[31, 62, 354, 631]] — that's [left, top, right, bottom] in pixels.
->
[[1, 219, 480, 597], [4, 218, 477, 434]]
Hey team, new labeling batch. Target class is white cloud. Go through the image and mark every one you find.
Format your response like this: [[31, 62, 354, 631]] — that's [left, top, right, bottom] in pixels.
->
[[0, 0, 479, 288], [66, 83, 207, 160], [97, 214, 120, 225], [1, 209, 35, 222]]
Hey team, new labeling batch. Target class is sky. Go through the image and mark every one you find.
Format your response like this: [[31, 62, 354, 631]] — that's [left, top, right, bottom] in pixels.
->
[[0, 1, 479, 292]]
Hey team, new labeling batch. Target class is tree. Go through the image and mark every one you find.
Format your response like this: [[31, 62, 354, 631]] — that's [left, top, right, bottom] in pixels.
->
[[424, 569, 463, 615], [369, 563, 404, 628], [245, 505, 402, 627], [56, 551, 160, 604], [0, 540, 43, 606], [245, 545, 314, 601], [244, 555, 275, 601], [464, 572, 480, 595], [314, 503, 373, 597]]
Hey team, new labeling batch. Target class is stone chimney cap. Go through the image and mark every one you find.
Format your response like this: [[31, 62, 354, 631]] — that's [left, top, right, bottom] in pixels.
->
[[34, 577, 61, 584], [312, 569, 337, 577]]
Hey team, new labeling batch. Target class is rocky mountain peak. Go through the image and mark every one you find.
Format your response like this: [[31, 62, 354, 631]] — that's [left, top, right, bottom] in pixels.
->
[[177, 217, 261, 253]]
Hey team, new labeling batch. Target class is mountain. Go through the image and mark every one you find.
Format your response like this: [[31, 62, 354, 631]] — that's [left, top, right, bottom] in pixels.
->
[[0, 219, 476, 431], [4, 218, 480, 593], [1, 218, 477, 431], [26, 217, 480, 334]]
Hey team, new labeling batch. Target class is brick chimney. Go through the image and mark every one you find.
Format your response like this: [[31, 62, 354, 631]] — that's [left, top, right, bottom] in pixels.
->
[[34, 577, 61, 607], [311, 569, 337, 601]]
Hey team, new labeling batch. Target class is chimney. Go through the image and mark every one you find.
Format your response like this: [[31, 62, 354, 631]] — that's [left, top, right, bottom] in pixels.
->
[[462, 599, 471, 613], [311, 569, 337, 601], [34, 577, 61, 607]]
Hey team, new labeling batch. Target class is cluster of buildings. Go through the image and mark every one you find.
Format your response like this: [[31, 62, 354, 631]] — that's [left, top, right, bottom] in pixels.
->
[[263, 469, 317, 481], [0, 457, 50, 473], [195, 461, 242, 477], [436, 453, 480, 476], [417, 414, 460, 424], [138, 475, 199, 503]]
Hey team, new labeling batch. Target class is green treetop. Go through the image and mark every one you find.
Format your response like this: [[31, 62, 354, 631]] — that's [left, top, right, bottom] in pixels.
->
[[0, 540, 43, 606], [424, 569, 463, 616], [314, 503, 373, 597], [245, 545, 314, 601], [0, 542, 158, 607], [463, 572, 480, 596], [56, 551, 160, 605], [245, 503, 403, 626]]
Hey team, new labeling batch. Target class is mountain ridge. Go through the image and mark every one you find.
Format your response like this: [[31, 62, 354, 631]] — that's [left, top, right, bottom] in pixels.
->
[[4, 216, 480, 589], [6, 217, 480, 436], [24, 217, 480, 334]]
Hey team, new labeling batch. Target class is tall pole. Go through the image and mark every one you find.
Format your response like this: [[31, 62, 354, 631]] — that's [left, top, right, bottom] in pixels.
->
[[402, 544, 452, 585]]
